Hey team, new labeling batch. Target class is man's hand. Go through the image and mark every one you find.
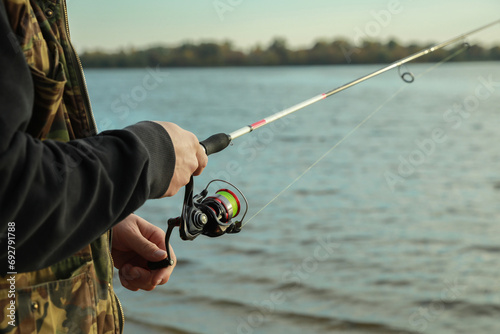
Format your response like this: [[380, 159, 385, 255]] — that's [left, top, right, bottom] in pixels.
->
[[154, 122, 208, 197], [112, 214, 176, 291]]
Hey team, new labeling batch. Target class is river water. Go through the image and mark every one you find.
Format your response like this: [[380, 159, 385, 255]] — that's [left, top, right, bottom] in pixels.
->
[[85, 62, 500, 334]]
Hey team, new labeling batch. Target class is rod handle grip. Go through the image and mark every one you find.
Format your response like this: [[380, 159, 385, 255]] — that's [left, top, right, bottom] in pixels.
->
[[200, 133, 231, 156]]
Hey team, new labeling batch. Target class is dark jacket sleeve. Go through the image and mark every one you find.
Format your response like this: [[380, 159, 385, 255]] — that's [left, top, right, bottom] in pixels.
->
[[0, 3, 175, 273]]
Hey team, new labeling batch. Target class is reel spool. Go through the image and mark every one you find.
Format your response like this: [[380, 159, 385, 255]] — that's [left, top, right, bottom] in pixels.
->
[[204, 189, 241, 222], [148, 178, 248, 270], [199, 188, 242, 237]]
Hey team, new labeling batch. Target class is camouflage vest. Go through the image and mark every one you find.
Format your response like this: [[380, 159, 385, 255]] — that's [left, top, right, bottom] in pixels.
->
[[0, 0, 123, 333]]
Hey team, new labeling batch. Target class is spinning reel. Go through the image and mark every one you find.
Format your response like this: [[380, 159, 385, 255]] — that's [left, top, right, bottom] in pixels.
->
[[148, 177, 248, 270]]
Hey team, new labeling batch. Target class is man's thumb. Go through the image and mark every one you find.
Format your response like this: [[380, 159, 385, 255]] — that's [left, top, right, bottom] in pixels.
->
[[135, 239, 167, 262]]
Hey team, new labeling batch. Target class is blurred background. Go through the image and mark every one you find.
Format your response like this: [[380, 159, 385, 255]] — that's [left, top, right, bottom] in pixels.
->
[[68, 1, 500, 333]]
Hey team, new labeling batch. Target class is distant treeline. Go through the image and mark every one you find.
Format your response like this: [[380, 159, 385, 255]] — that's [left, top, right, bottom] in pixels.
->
[[80, 38, 500, 68]]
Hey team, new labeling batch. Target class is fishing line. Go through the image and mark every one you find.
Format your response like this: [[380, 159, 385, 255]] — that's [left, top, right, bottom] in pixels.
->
[[242, 78, 409, 227], [241, 95, 397, 228], [241, 42, 471, 228]]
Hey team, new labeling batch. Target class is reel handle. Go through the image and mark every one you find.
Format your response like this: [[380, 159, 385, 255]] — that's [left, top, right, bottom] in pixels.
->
[[147, 257, 174, 270], [200, 133, 231, 156], [147, 217, 180, 270]]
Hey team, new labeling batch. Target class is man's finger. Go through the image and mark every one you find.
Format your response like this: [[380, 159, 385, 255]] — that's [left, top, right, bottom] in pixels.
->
[[120, 266, 158, 291], [193, 145, 208, 176]]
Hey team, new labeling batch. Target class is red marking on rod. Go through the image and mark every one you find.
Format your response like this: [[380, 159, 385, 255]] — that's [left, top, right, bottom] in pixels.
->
[[251, 119, 267, 129], [321, 93, 327, 99]]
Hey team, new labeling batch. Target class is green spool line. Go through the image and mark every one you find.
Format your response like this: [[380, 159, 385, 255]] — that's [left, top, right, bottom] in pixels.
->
[[216, 189, 240, 217]]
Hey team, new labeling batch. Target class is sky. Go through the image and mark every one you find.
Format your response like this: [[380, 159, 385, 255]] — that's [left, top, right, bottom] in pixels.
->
[[67, 0, 500, 52]]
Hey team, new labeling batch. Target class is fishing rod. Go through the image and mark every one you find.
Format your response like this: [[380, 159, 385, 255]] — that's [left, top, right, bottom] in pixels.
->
[[148, 19, 500, 270], [200, 19, 500, 155]]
